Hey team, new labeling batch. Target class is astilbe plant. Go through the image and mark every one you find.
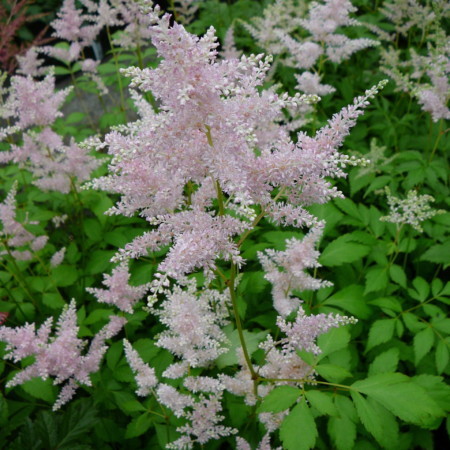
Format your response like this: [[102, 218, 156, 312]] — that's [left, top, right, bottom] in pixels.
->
[[79, 4, 382, 447], [241, 0, 379, 98]]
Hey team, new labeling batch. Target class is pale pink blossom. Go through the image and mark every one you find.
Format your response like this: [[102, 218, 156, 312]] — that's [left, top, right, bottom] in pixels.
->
[[123, 339, 158, 396]]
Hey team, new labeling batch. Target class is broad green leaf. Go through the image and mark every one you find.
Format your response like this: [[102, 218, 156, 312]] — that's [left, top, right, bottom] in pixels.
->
[[389, 264, 407, 287], [413, 375, 450, 412], [317, 327, 351, 360], [328, 414, 356, 450], [257, 386, 301, 413], [51, 265, 78, 287], [21, 378, 56, 403], [413, 327, 434, 365], [368, 348, 399, 376], [364, 266, 389, 295], [366, 319, 396, 351], [315, 364, 352, 382], [412, 277, 430, 301], [352, 373, 445, 427], [280, 400, 317, 450], [319, 239, 370, 267], [125, 413, 153, 439], [42, 292, 66, 310], [305, 390, 337, 416], [351, 392, 399, 448], [421, 241, 450, 265], [323, 285, 371, 319], [106, 341, 123, 370], [0, 393, 8, 426], [435, 339, 450, 374], [402, 312, 426, 333]]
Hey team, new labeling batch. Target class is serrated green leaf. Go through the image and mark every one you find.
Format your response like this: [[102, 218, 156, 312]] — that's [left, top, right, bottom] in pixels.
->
[[364, 266, 389, 295], [413, 375, 450, 412], [257, 386, 301, 413], [319, 239, 370, 267], [280, 399, 317, 450], [351, 392, 399, 448], [421, 241, 450, 265], [305, 390, 337, 416], [125, 413, 153, 439], [317, 327, 351, 360], [389, 264, 407, 287], [368, 348, 399, 376], [435, 339, 449, 374], [42, 292, 66, 310], [51, 265, 78, 287], [323, 285, 371, 319], [315, 364, 352, 382], [352, 373, 445, 427], [366, 319, 396, 351], [412, 277, 430, 301], [328, 414, 356, 450], [21, 378, 56, 403], [413, 327, 434, 365]]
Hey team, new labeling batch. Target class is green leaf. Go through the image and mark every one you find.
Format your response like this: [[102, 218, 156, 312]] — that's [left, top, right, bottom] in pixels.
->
[[20, 378, 56, 403], [351, 392, 399, 448], [413, 375, 450, 412], [305, 390, 337, 416], [364, 266, 389, 295], [435, 339, 450, 374], [319, 238, 370, 267], [368, 348, 399, 376], [280, 399, 318, 450], [352, 373, 445, 427], [51, 265, 78, 287], [125, 413, 153, 439], [411, 277, 430, 302], [315, 364, 352, 382], [389, 264, 407, 287], [328, 415, 356, 450], [421, 241, 450, 265], [257, 386, 301, 413], [42, 292, 66, 310], [317, 327, 351, 360], [366, 319, 396, 351], [57, 399, 98, 448], [413, 327, 434, 365], [323, 285, 371, 319]]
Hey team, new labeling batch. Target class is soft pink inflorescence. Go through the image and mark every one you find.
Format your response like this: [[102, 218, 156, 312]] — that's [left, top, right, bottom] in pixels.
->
[[152, 281, 230, 376], [258, 224, 331, 316], [123, 339, 158, 396], [90, 5, 384, 283], [87, 263, 150, 313], [0, 300, 126, 410], [0, 182, 48, 261]]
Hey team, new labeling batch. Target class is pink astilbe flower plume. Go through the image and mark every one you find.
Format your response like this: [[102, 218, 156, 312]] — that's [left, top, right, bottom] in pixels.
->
[[90, 5, 382, 283], [0, 300, 126, 410], [123, 339, 158, 396], [152, 280, 230, 377], [87, 262, 150, 313], [0, 182, 49, 262]]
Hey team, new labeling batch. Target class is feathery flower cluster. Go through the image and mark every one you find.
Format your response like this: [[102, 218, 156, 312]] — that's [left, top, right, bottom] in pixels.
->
[[376, 0, 450, 121], [123, 339, 157, 396], [152, 281, 230, 376], [0, 300, 126, 410], [0, 182, 47, 261], [243, 0, 378, 96], [91, 6, 383, 282], [380, 187, 445, 232], [236, 433, 281, 450], [0, 72, 101, 193], [87, 262, 150, 313], [258, 224, 330, 316]]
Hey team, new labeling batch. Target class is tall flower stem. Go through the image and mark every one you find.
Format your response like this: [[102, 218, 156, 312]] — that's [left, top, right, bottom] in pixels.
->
[[106, 25, 126, 113]]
